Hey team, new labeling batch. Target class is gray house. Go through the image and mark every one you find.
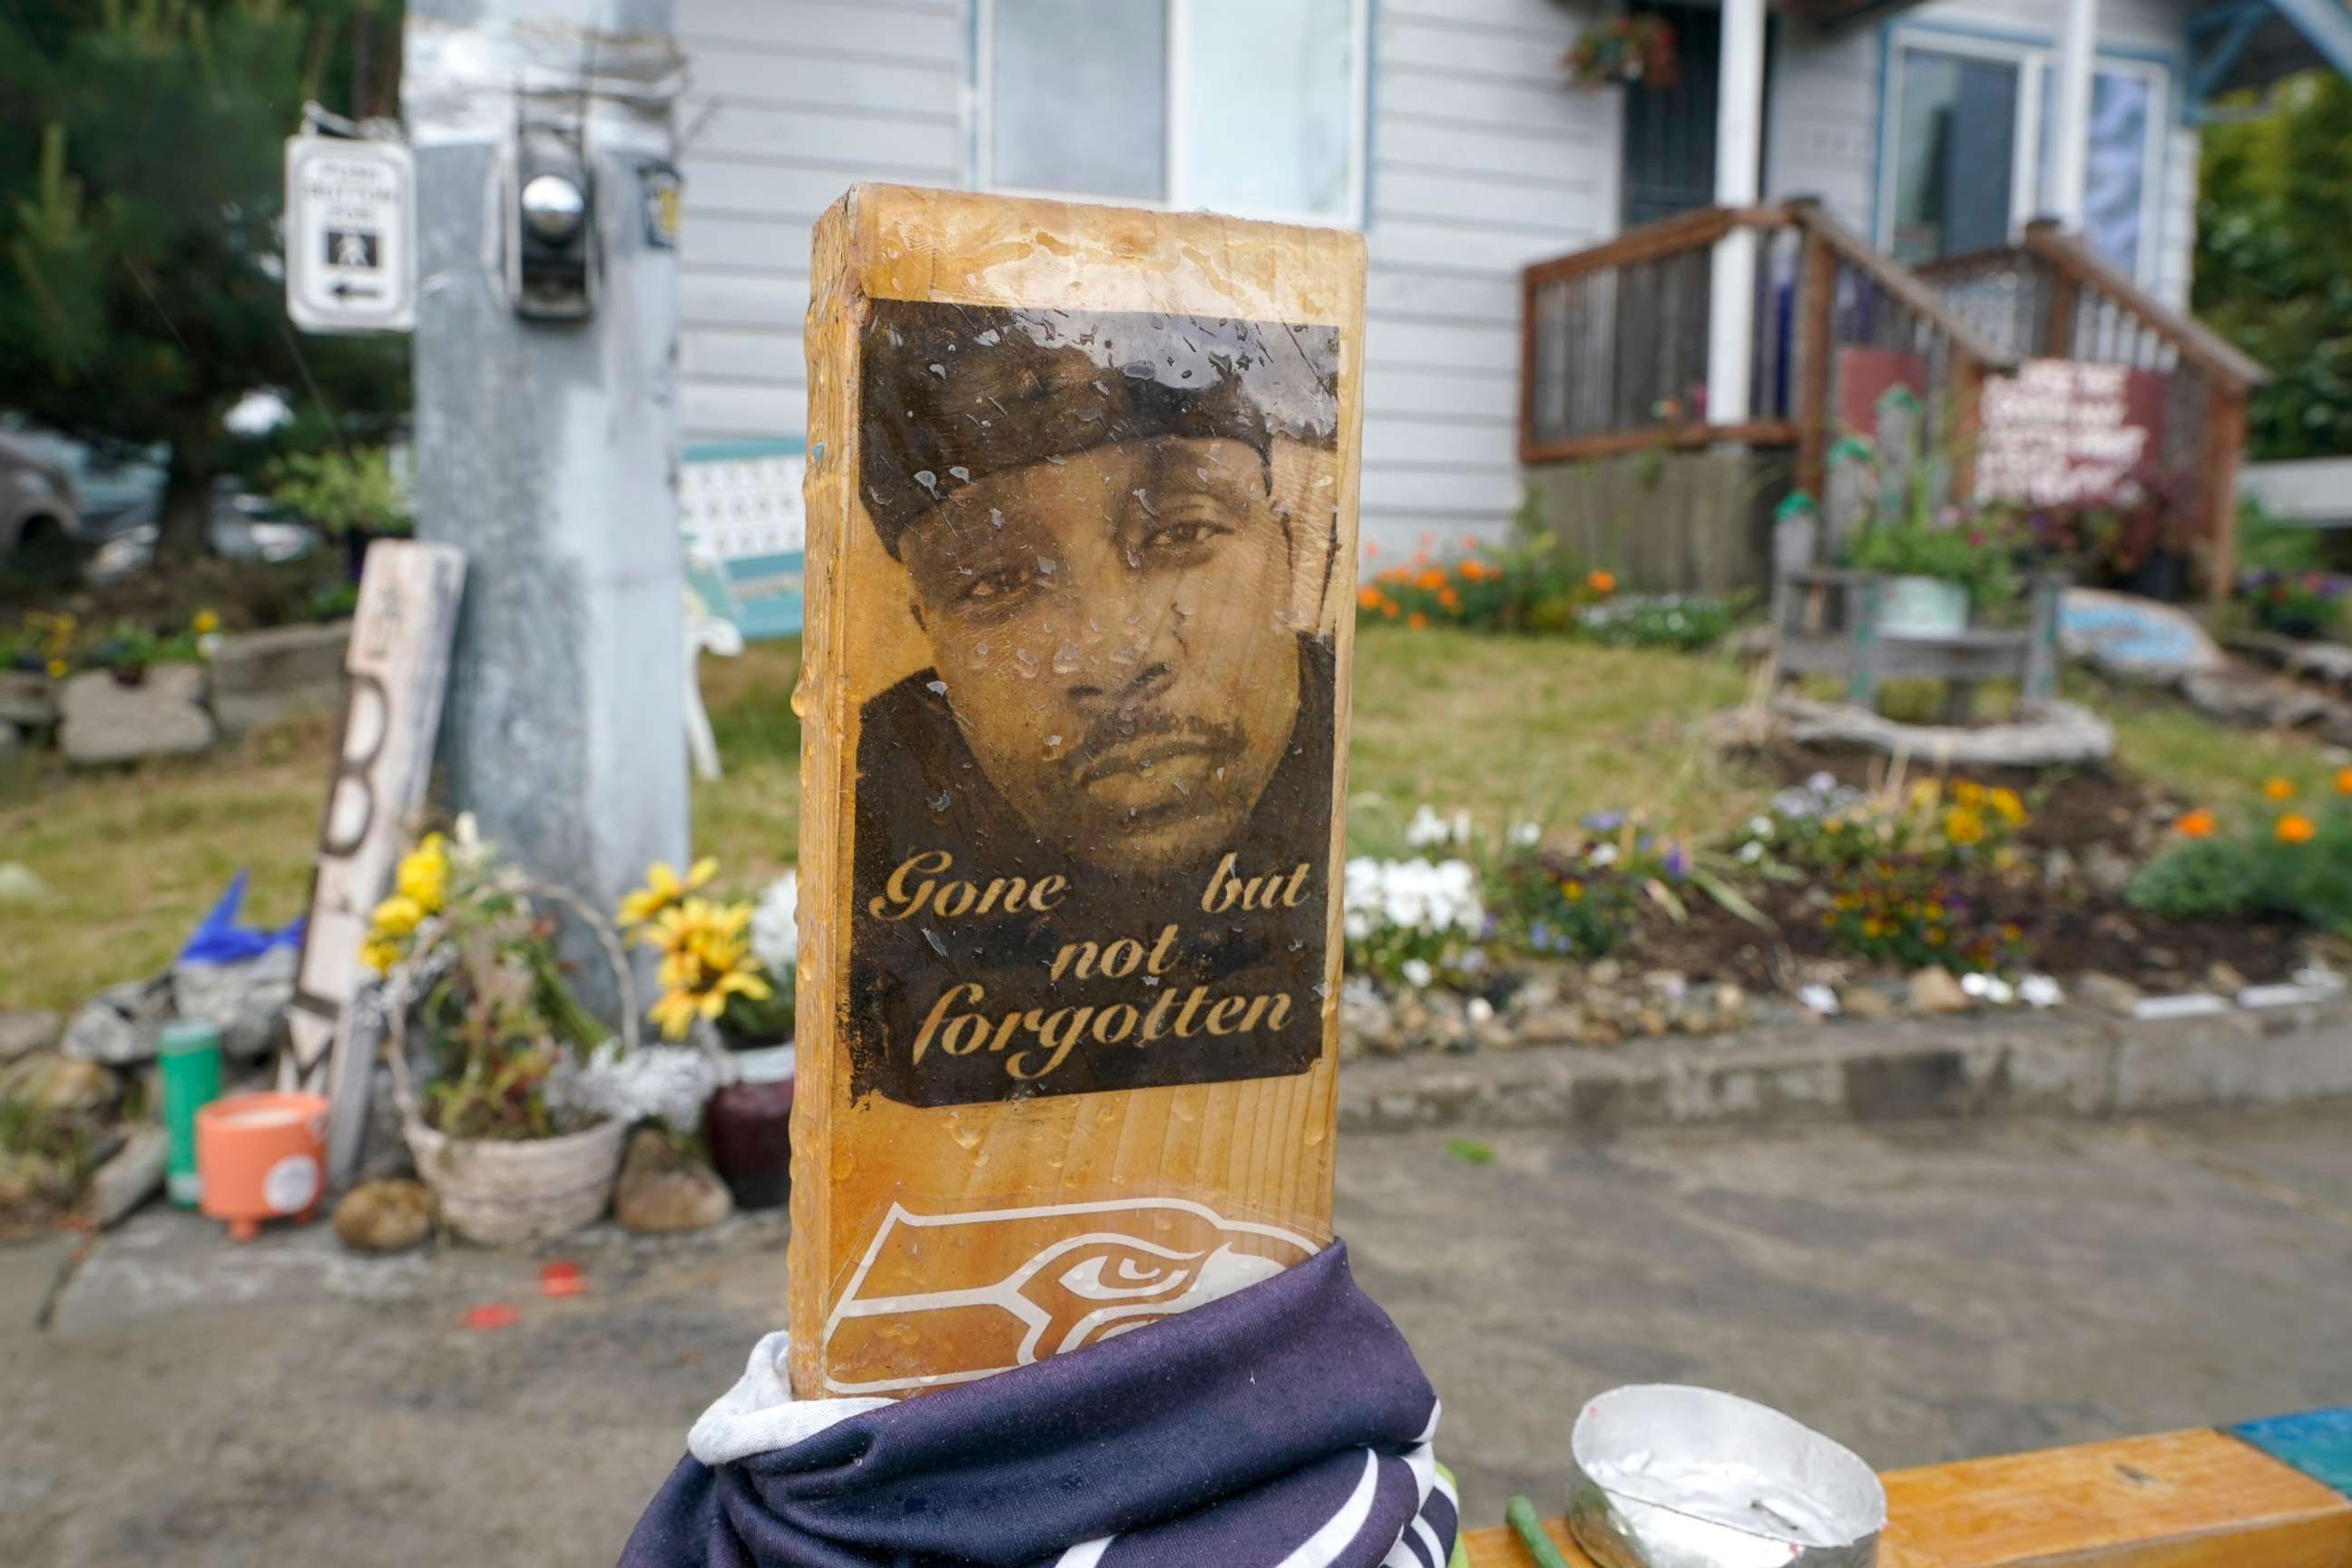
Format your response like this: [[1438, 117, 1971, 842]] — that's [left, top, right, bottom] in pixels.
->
[[669, 0, 2349, 558]]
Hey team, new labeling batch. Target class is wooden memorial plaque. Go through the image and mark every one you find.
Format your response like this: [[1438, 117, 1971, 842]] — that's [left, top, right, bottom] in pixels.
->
[[790, 185, 1366, 1398]]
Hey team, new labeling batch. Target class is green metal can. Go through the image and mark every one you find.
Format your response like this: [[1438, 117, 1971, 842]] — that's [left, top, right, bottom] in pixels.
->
[[158, 1019, 223, 1208]]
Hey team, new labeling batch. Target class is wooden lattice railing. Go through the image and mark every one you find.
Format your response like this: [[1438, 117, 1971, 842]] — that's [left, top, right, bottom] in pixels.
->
[[1918, 220, 2269, 598], [1518, 201, 2016, 497]]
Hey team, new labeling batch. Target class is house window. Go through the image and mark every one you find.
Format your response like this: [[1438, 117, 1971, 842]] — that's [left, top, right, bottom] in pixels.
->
[[1880, 33, 2169, 282], [979, 0, 1369, 226]]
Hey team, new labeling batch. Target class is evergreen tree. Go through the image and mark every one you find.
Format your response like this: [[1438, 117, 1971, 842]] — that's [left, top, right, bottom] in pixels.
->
[[2196, 70, 2352, 460], [0, 1, 408, 560]]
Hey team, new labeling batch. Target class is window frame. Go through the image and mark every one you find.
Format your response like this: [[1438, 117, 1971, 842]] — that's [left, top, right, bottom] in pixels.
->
[[1875, 25, 2171, 285], [973, 0, 1374, 230]]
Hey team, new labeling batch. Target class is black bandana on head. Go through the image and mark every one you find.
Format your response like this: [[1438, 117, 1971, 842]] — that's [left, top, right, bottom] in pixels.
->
[[858, 301, 1341, 558]]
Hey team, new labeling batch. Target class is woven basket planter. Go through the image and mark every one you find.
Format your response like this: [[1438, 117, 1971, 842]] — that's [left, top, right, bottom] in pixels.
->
[[404, 1113, 624, 1245]]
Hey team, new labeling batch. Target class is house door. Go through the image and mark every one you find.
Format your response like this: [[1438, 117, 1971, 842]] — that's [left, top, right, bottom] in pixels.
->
[[1621, 5, 1722, 227]]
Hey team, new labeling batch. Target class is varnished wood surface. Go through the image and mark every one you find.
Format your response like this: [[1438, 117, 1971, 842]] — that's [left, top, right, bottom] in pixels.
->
[[790, 184, 1365, 1399], [1463, 1427, 2352, 1568]]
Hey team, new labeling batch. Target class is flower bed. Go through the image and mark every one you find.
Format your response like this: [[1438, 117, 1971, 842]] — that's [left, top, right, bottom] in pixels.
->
[[1340, 750, 2344, 1053]]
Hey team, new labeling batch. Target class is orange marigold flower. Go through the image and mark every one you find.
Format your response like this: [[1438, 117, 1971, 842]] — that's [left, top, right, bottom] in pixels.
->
[[1586, 569, 1616, 595], [1437, 588, 1461, 612], [1357, 586, 1382, 611], [2336, 766, 2352, 797], [1380, 600, 1401, 620], [2277, 813, 2317, 845], [2262, 776, 2295, 802], [1407, 612, 1430, 631], [1416, 570, 1446, 592], [2173, 808, 2216, 839]]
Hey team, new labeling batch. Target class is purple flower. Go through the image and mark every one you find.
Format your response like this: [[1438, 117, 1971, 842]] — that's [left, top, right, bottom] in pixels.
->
[[1584, 809, 1625, 832], [1663, 845, 1689, 878]]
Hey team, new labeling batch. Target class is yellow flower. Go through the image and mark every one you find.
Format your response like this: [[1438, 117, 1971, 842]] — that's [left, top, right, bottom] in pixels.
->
[[44, 658, 67, 679], [2276, 813, 2317, 845], [368, 894, 426, 938], [395, 838, 448, 911], [619, 857, 720, 928], [1988, 787, 2025, 826], [2262, 777, 2296, 803], [649, 988, 703, 1040], [359, 937, 403, 975], [1951, 779, 1984, 806], [1943, 806, 1985, 847], [191, 608, 221, 635], [1559, 879, 1583, 901]]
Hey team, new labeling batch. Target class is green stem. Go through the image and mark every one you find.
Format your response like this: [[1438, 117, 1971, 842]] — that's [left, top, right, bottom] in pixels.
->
[[1505, 1495, 1576, 1568]]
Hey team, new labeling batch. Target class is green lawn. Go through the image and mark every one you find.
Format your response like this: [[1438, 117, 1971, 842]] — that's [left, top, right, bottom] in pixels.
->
[[3, 631, 2341, 1014]]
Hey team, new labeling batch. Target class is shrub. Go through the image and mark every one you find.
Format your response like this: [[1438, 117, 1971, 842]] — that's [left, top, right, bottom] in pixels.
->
[[2126, 838, 2264, 920], [1574, 592, 1738, 650]]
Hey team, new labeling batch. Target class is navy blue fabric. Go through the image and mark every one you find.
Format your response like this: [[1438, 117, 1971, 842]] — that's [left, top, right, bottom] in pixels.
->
[[618, 1240, 1450, 1568]]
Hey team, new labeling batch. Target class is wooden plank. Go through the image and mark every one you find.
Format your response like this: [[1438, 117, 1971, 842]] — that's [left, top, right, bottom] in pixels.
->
[[1522, 204, 1784, 291], [791, 184, 1364, 1400], [1462, 1426, 2352, 1568], [275, 542, 467, 1181], [1521, 419, 1798, 465], [1794, 224, 1838, 498], [2203, 386, 2249, 608]]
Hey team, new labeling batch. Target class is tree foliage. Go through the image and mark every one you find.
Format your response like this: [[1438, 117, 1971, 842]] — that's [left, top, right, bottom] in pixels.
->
[[2195, 70, 2352, 461], [0, 1, 408, 556]]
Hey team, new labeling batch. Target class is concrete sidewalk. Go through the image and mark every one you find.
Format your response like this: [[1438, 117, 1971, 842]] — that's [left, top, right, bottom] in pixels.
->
[[6, 1106, 2351, 1564]]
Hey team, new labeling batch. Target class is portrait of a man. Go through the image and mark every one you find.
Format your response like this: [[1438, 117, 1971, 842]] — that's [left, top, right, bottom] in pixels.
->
[[846, 300, 1345, 1107]]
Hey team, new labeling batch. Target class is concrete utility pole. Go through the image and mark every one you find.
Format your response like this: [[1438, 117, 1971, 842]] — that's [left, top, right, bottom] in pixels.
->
[[403, 0, 689, 1013], [1706, 0, 1769, 426]]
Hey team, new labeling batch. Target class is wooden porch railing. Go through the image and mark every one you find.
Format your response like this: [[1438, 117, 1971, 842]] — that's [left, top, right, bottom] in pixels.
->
[[1918, 220, 2270, 599], [1518, 201, 2017, 500]]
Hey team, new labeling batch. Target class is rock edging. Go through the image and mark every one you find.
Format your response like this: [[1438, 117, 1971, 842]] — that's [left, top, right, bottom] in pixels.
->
[[1337, 996, 2352, 1135]]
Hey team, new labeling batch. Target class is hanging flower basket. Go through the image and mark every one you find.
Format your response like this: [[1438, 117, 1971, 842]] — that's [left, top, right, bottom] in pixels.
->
[[1565, 15, 1679, 89]]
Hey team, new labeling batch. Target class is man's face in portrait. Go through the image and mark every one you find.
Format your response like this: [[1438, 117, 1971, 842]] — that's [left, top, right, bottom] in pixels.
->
[[899, 435, 1302, 876]]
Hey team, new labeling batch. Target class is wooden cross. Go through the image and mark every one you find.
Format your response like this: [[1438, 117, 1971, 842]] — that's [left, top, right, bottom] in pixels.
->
[[789, 184, 1366, 1398]]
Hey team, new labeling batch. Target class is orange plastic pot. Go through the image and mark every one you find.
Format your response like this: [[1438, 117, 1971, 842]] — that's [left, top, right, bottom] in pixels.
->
[[195, 1092, 328, 1240]]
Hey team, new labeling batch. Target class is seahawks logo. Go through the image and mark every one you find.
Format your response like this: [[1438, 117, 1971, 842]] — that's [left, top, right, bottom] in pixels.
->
[[822, 1198, 1319, 1396]]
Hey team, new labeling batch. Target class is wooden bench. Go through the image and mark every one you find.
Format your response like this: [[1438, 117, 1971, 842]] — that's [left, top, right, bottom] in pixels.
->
[[1464, 1414, 2352, 1567]]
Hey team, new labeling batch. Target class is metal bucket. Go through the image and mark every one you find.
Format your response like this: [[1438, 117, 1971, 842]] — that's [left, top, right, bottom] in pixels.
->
[[1566, 1385, 1886, 1568]]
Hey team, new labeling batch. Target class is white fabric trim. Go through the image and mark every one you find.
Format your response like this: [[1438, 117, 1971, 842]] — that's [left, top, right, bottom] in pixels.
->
[[1054, 1537, 1113, 1568], [1271, 1450, 1381, 1568], [687, 1331, 895, 1466]]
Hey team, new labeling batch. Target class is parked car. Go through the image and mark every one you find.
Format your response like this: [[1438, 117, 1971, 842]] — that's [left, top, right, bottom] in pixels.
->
[[0, 429, 83, 577]]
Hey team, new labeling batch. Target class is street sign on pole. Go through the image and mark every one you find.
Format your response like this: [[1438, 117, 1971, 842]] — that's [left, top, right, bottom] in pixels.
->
[[284, 134, 416, 334]]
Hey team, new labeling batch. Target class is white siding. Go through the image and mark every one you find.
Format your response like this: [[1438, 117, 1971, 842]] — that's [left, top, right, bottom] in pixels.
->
[[673, 0, 965, 440], [673, 0, 1618, 554], [1363, 0, 1616, 554], [1765, 0, 2200, 308]]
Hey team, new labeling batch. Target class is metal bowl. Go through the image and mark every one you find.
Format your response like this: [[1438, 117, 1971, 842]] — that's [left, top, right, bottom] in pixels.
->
[[1565, 1385, 1886, 1568]]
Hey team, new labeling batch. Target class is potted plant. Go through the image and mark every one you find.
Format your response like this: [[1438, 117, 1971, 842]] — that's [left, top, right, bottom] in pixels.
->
[[267, 446, 413, 582], [1833, 393, 2019, 636], [364, 818, 632, 1244], [616, 858, 795, 1210]]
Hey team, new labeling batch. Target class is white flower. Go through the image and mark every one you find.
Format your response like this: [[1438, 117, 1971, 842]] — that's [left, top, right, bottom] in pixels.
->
[[1404, 805, 1451, 849], [1400, 957, 1434, 990], [1507, 819, 1542, 848], [1748, 816, 1774, 839], [560, 1041, 720, 1132], [1798, 983, 1840, 1015], [1738, 840, 1764, 864], [1960, 972, 1993, 998], [751, 868, 799, 975], [1344, 857, 1485, 939], [1984, 977, 2016, 1005], [2019, 974, 2063, 1009], [1466, 996, 1495, 1024], [1806, 771, 1838, 795], [1589, 843, 1620, 867]]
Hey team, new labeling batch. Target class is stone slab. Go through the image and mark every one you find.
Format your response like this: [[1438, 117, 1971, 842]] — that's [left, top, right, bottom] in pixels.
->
[[207, 621, 350, 735], [1337, 1000, 2352, 1135], [58, 666, 214, 767], [0, 670, 55, 728]]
